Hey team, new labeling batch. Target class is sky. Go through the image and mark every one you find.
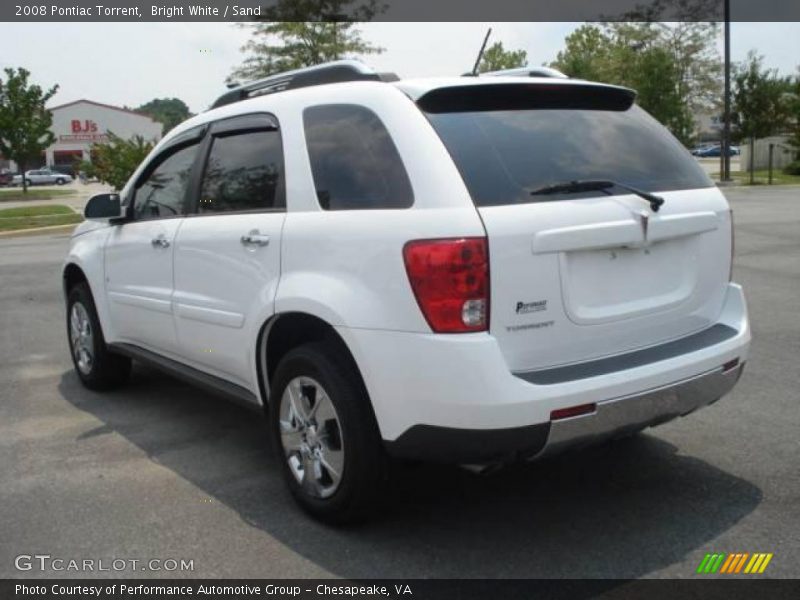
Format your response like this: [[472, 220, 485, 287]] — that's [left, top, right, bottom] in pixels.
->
[[0, 22, 798, 114]]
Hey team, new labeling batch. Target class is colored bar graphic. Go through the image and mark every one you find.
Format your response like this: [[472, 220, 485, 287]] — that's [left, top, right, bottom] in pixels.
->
[[758, 554, 773, 573], [720, 553, 736, 573], [735, 553, 749, 573], [698, 552, 773, 574], [697, 554, 712, 574], [710, 554, 725, 573]]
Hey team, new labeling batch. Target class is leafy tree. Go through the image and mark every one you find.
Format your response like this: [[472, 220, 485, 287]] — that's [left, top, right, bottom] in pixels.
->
[[733, 52, 792, 183], [136, 98, 192, 135], [83, 133, 154, 191], [551, 25, 615, 82], [786, 68, 800, 161], [551, 22, 720, 145], [230, 1, 385, 82], [477, 42, 527, 73], [0, 68, 58, 193]]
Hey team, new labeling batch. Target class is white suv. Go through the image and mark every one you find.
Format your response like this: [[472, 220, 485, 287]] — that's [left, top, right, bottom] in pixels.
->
[[63, 61, 750, 522]]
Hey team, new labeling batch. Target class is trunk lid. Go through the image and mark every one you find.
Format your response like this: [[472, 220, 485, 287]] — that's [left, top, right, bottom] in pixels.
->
[[421, 81, 732, 372], [479, 190, 730, 371]]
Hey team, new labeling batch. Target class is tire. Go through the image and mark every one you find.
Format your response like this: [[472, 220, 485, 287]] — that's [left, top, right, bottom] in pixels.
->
[[56, 178, 66, 185], [269, 340, 386, 524], [67, 282, 131, 390]]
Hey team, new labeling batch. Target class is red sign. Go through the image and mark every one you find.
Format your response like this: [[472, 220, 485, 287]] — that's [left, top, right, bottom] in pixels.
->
[[59, 118, 108, 143], [71, 119, 98, 133]]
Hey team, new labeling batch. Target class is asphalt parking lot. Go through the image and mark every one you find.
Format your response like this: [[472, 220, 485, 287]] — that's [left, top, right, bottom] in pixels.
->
[[0, 186, 798, 579]]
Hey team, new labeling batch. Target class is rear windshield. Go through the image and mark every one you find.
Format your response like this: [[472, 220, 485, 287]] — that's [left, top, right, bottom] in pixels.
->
[[424, 103, 712, 207]]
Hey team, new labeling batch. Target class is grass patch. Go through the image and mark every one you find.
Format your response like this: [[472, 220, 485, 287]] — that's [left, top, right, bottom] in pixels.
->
[[0, 204, 82, 232], [713, 169, 800, 186], [0, 188, 77, 201], [0, 204, 75, 218]]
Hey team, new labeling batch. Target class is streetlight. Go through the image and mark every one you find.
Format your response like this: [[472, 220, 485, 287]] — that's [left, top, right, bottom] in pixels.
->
[[722, 0, 732, 181]]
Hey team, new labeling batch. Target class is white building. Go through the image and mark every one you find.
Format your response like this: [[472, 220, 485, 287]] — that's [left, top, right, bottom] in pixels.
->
[[2, 99, 162, 173]]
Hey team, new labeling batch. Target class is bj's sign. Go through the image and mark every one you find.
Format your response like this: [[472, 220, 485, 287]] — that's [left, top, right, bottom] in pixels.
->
[[58, 119, 109, 143]]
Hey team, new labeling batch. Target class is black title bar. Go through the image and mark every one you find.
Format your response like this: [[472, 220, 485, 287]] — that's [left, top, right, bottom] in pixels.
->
[[3, 0, 800, 22]]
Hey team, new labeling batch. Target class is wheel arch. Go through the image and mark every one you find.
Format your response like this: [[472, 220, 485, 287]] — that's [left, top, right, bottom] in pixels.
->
[[62, 262, 89, 299], [256, 312, 367, 411]]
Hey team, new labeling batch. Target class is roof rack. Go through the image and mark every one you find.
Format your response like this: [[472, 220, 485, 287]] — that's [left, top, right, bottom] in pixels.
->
[[480, 66, 569, 79], [210, 60, 399, 110]]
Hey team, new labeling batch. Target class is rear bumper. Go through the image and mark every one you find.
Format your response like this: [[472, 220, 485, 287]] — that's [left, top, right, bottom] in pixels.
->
[[384, 362, 744, 463], [337, 283, 750, 461]]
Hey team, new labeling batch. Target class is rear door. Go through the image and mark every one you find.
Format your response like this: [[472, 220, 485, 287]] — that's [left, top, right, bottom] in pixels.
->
[[105, 131, 203, 354], [422, 83, 732, 372], [172, 114, 286, 387]]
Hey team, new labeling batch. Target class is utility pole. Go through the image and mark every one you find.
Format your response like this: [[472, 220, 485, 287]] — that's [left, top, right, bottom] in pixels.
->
[[722, 0, 732, 181]]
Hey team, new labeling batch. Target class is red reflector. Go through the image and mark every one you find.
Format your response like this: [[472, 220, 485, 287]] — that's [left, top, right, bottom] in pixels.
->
[[403, 237, 489, 333], [722, 358, 740, 373], [550, 403, 597, 421]]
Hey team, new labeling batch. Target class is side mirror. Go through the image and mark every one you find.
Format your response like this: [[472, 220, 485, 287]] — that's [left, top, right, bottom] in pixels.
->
[[84, 193, 124, 221]]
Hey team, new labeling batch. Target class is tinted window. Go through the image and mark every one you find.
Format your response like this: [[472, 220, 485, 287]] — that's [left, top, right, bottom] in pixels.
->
[[199, 130, 284, 213], [134, 143, 199, 219], [303, 105, 413, 210], [425, 105, 712, 207]]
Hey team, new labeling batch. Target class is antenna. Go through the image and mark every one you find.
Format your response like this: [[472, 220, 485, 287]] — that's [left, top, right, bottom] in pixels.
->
[[471, 27, 492, 76]]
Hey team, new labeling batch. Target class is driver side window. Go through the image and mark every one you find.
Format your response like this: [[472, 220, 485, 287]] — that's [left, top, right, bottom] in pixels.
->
[[133, 142, 199, 220]]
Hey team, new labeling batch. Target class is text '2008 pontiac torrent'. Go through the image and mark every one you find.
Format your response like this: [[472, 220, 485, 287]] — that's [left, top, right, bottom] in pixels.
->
[[63, 61, 750, 522]]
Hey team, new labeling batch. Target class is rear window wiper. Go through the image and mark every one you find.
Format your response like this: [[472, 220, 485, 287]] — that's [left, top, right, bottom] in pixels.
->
[[529, 180, 665, 212]]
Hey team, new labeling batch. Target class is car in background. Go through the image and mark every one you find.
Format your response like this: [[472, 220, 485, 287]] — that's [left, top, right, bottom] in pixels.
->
[[694, 145, 739, 158], [12, 168, 72, 186], [0, 169, 13, 186], [51, 164, 78, 179]]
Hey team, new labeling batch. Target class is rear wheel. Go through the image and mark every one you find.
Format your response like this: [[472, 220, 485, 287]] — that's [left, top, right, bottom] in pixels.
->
[[56, 178, 66, 185], [67, 282, 131, 390], [269, 341, 386, 523]]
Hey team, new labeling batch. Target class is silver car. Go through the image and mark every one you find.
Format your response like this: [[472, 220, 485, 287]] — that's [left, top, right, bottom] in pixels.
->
[[12, 168, 72, 186]]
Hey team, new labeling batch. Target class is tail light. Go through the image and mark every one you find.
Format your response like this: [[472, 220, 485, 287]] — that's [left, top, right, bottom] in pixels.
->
[[403, 237, 489, 333]]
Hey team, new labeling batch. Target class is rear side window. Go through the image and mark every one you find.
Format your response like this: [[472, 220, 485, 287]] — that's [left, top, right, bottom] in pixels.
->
[[303, 104, 413, 210], [425, 102, 713, 207], [134, 142, 199, 220], [199, 130, 285, 213]]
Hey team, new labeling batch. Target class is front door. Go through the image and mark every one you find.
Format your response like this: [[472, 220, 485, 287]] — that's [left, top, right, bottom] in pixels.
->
[[105, 139, 202, 354], [173, 115, 286, 387]]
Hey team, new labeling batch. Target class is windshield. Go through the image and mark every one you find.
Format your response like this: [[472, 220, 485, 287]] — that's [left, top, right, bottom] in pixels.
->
[[424, 104, 712, 208]]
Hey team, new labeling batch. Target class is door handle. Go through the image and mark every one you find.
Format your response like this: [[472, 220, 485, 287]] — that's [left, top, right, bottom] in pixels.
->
[[151, 235, 170, 249], [241, 230, 270, 247]]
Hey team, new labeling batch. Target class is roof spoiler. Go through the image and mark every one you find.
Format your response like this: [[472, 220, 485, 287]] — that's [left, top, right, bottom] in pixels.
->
[[418, 82, 637, 114], [210, 60, 399, 110], [480, 66, 569, 79]]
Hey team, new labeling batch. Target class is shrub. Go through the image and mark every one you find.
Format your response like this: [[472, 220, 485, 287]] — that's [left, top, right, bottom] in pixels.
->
[[783, 161, 800, 176]]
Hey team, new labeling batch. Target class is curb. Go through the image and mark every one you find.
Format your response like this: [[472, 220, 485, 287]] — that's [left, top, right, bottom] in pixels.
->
[[0, 223, 79, 239]]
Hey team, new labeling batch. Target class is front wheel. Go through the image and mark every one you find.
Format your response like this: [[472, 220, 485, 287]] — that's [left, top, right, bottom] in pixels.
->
[[269, 341, 386, 524], [56, 178, 66, 185], [67, 282, 131, 390]]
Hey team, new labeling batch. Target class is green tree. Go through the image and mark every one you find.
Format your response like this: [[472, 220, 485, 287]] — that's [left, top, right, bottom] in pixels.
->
[[733, 52, 791, 183], [551, 25, 615, 82], [231, 1, 385, 82], [136, 98, 193, 135], [477, 42, 527, 73], [0, 68, 58, 194], [785, 68, 800, 161], [551, 22, 719, 145], [84, 133, 154, 191]]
